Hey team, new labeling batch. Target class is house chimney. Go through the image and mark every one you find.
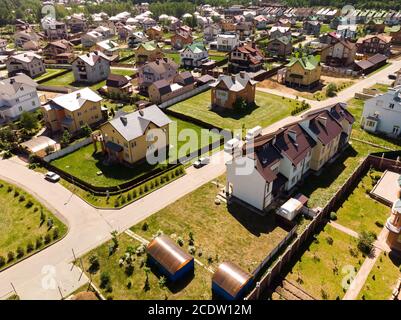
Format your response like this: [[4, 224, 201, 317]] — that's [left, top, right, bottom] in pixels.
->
[[139, 109, 144, 116], [287, 129, 297, 142], [239, 71, 246, 79], [231, 75, 236, 83], [317, 116, 327, 127], [9, 78, 15, 84], [120, 116, 128, 126], [251, 42, 256, 49]]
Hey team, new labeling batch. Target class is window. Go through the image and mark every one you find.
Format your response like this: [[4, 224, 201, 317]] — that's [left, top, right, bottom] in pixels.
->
[[389, 103, 395, 109], [366, 120, 376, 127], [32, 101, 36, 106], [18, 106, 23, 112], [392, 126, 400, 135], [131, 141, 136, 147]]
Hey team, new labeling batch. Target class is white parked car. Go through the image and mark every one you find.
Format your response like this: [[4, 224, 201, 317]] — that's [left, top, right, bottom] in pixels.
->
[[45, 171, 60, 183], [193, 157, 210, 168]]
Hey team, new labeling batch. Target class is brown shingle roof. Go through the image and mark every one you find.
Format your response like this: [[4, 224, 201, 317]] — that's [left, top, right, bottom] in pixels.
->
[[305, 110, 343, 145]]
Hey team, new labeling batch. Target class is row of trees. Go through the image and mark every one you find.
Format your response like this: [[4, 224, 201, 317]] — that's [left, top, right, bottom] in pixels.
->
[[284, 0, 401, 11]]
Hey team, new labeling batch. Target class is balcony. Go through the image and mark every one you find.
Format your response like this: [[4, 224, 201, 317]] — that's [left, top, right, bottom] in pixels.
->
[[386, 217, 401, 234]]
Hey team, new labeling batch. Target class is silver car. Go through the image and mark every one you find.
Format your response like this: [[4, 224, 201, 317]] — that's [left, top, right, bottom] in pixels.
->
[[45, 171, 60, 183]]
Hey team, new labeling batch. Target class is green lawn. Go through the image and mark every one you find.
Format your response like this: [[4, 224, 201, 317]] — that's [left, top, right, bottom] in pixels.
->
[[41, 69, 135, 91], [358, 252, 401, 300], [286, 224, 361, 300], [35, 69, 67, 82], [0, 179, 67, 270], [320, 24, 335, 34], [131, 176, 289, 272], [81, 234, 212, 300], [334, 170, 390, 236], [169, 90, 301, 131]]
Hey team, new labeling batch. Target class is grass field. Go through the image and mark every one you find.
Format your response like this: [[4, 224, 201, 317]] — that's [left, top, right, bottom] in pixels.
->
[[41, 69, 135, 91], [131, 176, 289, 272], [334, 170, 390, 236], [0, 179, 67, 270], [35, 69, 67, 82], [358, 252, 401, 300], [169, 90, 301, 131], [286, 224, 361, 300], [81, 234, 212, 300]]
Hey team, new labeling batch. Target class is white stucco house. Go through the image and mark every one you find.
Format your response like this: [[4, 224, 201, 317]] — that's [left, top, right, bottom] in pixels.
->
[[361, 86, 401, 137], [0, 74, 40, 120], [180, 42, 209, 68], [215, 33, 240, 52]]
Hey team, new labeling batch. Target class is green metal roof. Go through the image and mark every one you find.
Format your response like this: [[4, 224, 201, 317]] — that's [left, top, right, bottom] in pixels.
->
[[140, 41, 158, 51], [286, 54, 320, 71], [185, 42, 206, 53]]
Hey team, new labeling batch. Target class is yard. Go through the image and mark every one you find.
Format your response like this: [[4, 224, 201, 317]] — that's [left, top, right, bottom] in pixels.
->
[[357, 252, 401, 300], [286, 224, 361, 300], [40, 69, 135, 91], [0, 179, 67, 270], [168, 90, 301, 131], [130, 176, 289, 272], [334, 170, 390, 236], [35, 69, 67, 82], [81, 234, 212, 300]]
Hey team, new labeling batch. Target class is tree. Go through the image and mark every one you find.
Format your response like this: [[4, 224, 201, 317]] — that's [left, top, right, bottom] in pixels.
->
[[326, 83, 338, 97], [20, 111, 38, 131], [233, 97, 248, 112], [80, 123, 92, 137], [111, 230, 119, 249], [358, 231, 376, 255], [60, 130, 71, 147]]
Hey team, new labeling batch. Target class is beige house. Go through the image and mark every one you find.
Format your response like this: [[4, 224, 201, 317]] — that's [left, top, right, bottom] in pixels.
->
[[283, 55, 321, 89], [99, 105, 172, 164], [135, 41, 164, 65], [6, 52, 46, 78], [42, 87, 103, 133], [320, 39, 356, 67], [210, 72, 257, 109]]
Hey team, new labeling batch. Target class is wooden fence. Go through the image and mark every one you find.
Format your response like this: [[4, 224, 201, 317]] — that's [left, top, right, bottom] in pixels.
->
[[245, 153, 401, 300]]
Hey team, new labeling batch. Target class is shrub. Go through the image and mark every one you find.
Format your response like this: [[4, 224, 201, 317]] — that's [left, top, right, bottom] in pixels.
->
[[121, 195, 126, 205], [188, 245, 196, 255], [0, 255, 5, 267], [358, 231, 376, 255], [100, 272, 111, 289], [114, 198, 120, 208], [141, 222, 148, 231], [7, 251, 14, 262], [53, 228, 59, 240], [326, 236, 334, 245], [126, 281, 132, 289], [14, 190, 19, 197], [375, 221, 384, 228], [158, 276, 167, 289], [44, 233, 51, 244], [132, 190, 137, 198], [176, 237, 184, 247], [127, 193, 132, 201], [7, 186, 12, 193], [25, 200, 34, 208], [47, 218, 54, 229], [16, 246, 24, 258], [330, 212, 337, 221], [125, 264, 134, 276], [26, 242, 34, 253], [35, 237, 43, 249], [19, 194, 25, 202]]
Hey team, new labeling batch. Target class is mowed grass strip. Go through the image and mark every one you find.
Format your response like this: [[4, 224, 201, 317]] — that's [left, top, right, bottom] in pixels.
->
[[82, 234, 212, 300], [169, 90, 299, 131], [131, 176, 288, 272], [286, 224, 361, 300], [0, 180, 67, 269], [357, 252, 401, 300]]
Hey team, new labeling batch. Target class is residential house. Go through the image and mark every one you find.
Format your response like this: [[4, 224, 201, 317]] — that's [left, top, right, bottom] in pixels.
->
[[210, 72, 257, 109], [319, 31, 341, 45], [221, 20, 237, 33], [236, 21, 254, 41], [320, 39, 356, 67], [137, 58, 179, 93], [228, 42, 264, 73], [15, 19, 30, 31], [0, 39, 8, 54], [276, 18, 293, 28], [146, 26, 163, 42], [269, 26, 291, 41], [135, 41, 164, 66], [0, 74, 40, 121], [103, 74, 133, 96], [390, 26, 401, 45], [361, 85, 401, 137], [14, 30, 40, 50], [204, 24, 221, 42], [42, 87, 103, 133], [66, 13, 88, 33], [225, 103, 354, 210], [180, 42, 209, 68], [148, 71, 195, 104], [41, 17, 68, 40], [265, 37, 293, 59], [336, 24, 357, 40], [216, 33, 240, 52], [303, 20, 321, 36], [354, 53, 388, 75], [254, 15, 268, 30], [43, 40, 75, 64], [283, 55, 321, 89], [356, 34, 392, 56], [94, 26, 113, 39], [95, 39, 120, 61], [81, 30, 105, 48], [118, 25, 136, 41], [365, 19, 385, 34], [99, 105, 172, 164], [142, 17, 157, 31], [171, 31, 193, 50], [72, 51, 110, 84], [6, 52, 46, 78], [128, 31, 148, 47]]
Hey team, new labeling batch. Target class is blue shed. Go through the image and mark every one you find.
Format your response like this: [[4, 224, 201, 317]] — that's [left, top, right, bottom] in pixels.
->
[[212, 262, 254, 300], [146, 234, 194, 282]]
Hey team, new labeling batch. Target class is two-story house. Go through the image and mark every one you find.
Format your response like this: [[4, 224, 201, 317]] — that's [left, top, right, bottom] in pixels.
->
[[204, 24, 221, 42], [283, 54, 321, 89], [269, 26, 291, 41], [215, 33, 240, 52], [81, 30, 105, 48], [361, 86, 401, 137], [135, 41, 164, 66], [66, 13, 88, 33], [72, 51, 110, 84], [356, 34, 392, 56], [236, 21, 254, 41], [42, 87, 103, 133], [254, 15, 268, 30], [180, 42, 209, 68], [6, 52, 46, 78], [103, 74, 133, 96], [43, 40, 75, 64], [265, 36, 293, 59], [41, 17, 68, 41], [99, 105, 172, 165], [137, 58, 179, 93], [14, 30, 41, 50], [210, 72, 257, 110], [0, 39, 8, 54], [146, 26, 163, 42], [228, 42, 264, 73], [95, 40, 121, 61], [171, 31, 193, 50], [0, 74, 40, 121], [303, 20, 321, 36], [320, 39, 357, 66]]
